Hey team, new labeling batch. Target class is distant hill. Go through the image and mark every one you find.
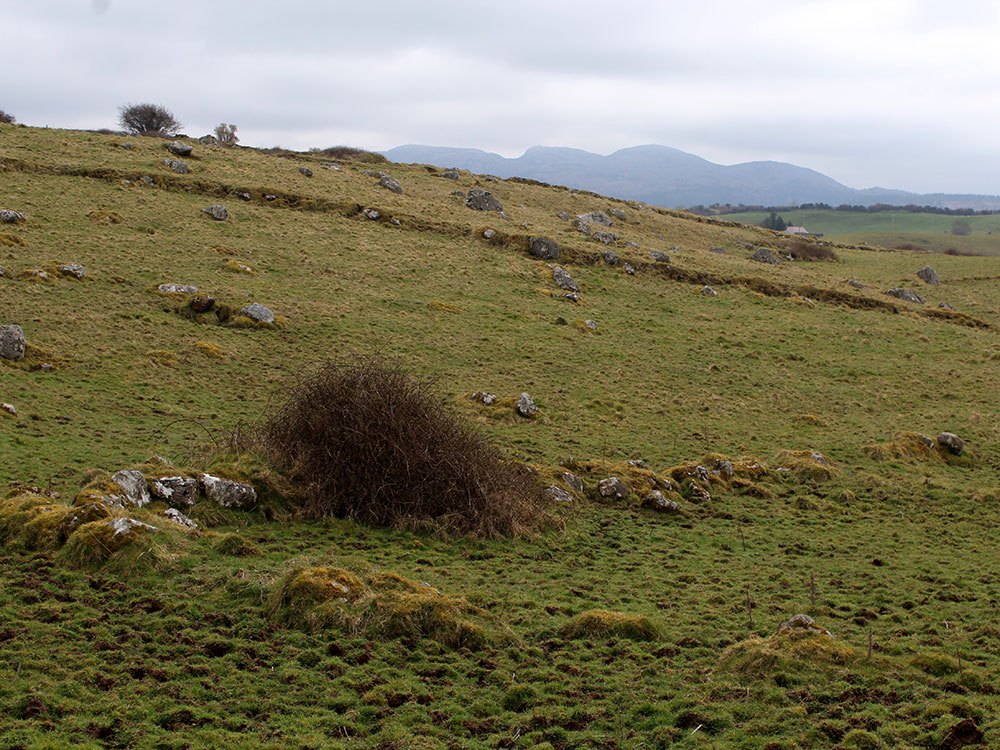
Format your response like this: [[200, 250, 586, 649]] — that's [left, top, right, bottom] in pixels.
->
[[384, 143, 1000, 210]]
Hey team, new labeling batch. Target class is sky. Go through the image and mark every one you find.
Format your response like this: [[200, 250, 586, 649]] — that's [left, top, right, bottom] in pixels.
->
[[4, 0, 1000, 195]]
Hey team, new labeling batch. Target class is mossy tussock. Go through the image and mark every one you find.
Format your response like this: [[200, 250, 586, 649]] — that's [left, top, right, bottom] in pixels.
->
[[559, 609, 661, 641], [720, 629, 856, 673], [864, 432, 975, 467], [267, 564, 507, 649]]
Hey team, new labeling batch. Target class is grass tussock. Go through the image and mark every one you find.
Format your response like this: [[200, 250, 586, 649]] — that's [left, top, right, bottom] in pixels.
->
[[0, 232, 26, 247], [720, 630, 856, 673], [564, 459, 674, 496], [211, 532, 261, 557], [559, 609, 661, 641], [774, 450, 838, 481], [784, 239, 839, 262], [311, 145, 388, 163], [267, 565, 501, 649], [257, 356, 554, 538], [0, 493, 73, 551], [863, 432, 974, 467], [195, 340, 224, 358], [86, 209, 124, 225]]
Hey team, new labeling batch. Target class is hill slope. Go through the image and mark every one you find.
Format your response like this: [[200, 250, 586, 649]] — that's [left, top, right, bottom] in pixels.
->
[[1, 125, 1000, 748]]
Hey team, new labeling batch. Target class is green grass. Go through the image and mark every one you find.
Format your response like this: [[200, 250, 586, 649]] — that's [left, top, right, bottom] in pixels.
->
[[2, 125, 1000, 747]]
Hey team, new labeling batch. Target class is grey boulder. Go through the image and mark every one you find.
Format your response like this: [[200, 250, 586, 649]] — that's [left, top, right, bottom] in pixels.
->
[[166, 141, 193, 157], [591, 231, 618, 245], [937, 432, 964, 455], [0, 209, 26, 224], [544, 486, 574, 503], [562, 472, 584, 493], [465, 188, 503, 212], [200, 473, 257, 508], [886, 288, 926, 304], [528, 236, 560, 260], [158, 283, 198, 294], [163, 159, 189, 173], [150, 476, 199, 507], [648, 251, 670, 263], [111, 469, 152, 508], [164, 508, 199, 529], [58, 264, 85, 279], [0, 324, 26, 361], [608, 208, 627, 221], [751, 247, 781, 264], [516, 392, 538, 418], [602, 250, 619, 265], [576, 211, 612, 226], [298, 167, 313, 177], [202, 205, 229, 221], [380, 175, 403, 194], [552, 266, 579, 292], [598, 476, 628, 500], [916, 266, 940, 285], [238, 302, 275, 324]]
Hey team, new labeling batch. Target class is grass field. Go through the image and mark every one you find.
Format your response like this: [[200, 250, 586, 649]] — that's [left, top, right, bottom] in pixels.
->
[[724, 209, 1000, 256], [2, 124, 1000, 748]]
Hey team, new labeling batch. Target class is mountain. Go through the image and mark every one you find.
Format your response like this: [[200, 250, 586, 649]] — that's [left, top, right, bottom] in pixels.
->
[[384, 143, 1000, 210]]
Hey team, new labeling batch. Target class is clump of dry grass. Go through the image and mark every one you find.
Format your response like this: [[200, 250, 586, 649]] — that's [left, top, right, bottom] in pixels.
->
[[256, 356, 554, 538], [864, 432, 974, 467], [784, 239, 839, 262], [774, 450, 838, 481], [559, 609, 661, 641], [720, 629, 856, 672]]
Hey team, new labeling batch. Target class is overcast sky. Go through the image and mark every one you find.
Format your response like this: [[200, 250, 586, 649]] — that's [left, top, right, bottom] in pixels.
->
[[4, 0, 999, 194]]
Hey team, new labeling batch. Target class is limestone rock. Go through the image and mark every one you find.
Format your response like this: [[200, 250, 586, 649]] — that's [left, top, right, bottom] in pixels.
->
[[777, 614, 831, 637], [141, 175, 155, 187], [528, 236, 560, 260], [298, 167, 313, 177], [715, 460, 734, 479], [602, 250, 619, 265], [751, 247, 781, 264], [562, 472, 584, 493], [150, 476, 199, 507], [576, 211, 612, 226], [235, 190, 251, 201], [544, 486, 574, 503], [1, 402, 15, 416], [190, 296, 215, 313], [164, 508, 199, 529], [0, 209, 26, 224], [158, 283, 198, 294], [624, 240, 639, 249], [111, 469, 152, 508], [939, 301, 955, 310], [564, 293, 579, 303], [584, 319, 598, 331], [556, 211, 570, 221], [643, 490, 680, 512], [576, 222, 592, 236], [709, 246, 725, 254], [200, 473, 257, 508], [598, 476, 628, 500], [202, 205, 229, 221], [0, 324, 26, 361], [110, 517, 158, 536], [264, 193, 277, 201], [363, 208, 380, 220], [437, 170, 459, 180], [483, 229, 496, 239], [163, 159, 189, 173], [846, 278, 864, 289], [623, 263, 636, 275], [380, 175, 403, 194], [516, 392, 538, 418], [552, 266, 579, 292], [166, 141, 193, 157], [608, 208, 627, 221], [701, 285, 717, 296], [238, 302, 275, 324], [648, 251, 670, 263], [115, 142, 134, 149], [886, 288, 925, 304], [687, 484, 712, 503], [465, 188, 503, 212], [937, 432, 964, 455], [591, 231, 618, 245], [470, 391, 497, 405], [916, 266, 940, 285], [58, 263, 85, 279]]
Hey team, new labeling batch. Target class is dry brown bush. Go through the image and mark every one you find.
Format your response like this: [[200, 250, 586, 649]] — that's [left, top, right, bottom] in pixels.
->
[[256, 356, 554, 538], [785, 239, 839, 261]]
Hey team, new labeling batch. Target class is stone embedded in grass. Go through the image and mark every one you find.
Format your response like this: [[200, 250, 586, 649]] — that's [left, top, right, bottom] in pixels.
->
[[687, 484, 712, 503], [163, 508, 198, 529], [598, 476, 628, 500], [886, 287, 925, 304], [235, 190, 251, 201], [623, 263, 636, 275], [642, 490, 680, 512], [363, 208, 380, 220], [158, 283, 199, 294], [465, 188, 503, 212], [200, 473, 257, 508], [556, 211, 570, 221], [591, 231, 618, 245], [199, 134, 217, 145], [114, 142, 134, 149], [602, 250, 619, 265], [937, 432, 964, 455], [584, 319, 598, 331], [150, 476, 199, 506], [110, 517, 157, 536], [649, 251, 670, 263], [111, 469, 151, 508], [515, 392, 538, 418], [141, 175, 155, 186], [166, 141, 193, 157], [528, 236, 559, 260], [0, 324, 27, 361], [709, 246, 725, 254], [482, 228, 496, 239], [846, 278, 864, 289], [58, 263, 85, 279], [777, 613, 831, 637], [563, 472, 584, 493], [264, 193, 277, 201], [163, 158, 189, 173], [751, 247, 781, 264], [701, 285, 718, 296], [238, 302, 275, 324], [552, 266, 579, 292], [939, 301, 955, 310], [437, 170, 459, 180], [190, 296, 215, 313], [916, 266, 940, 285], [608, 208, 627, 221], [298, 167, 313, 177], [379, 175, 402, 194], [544, 486, 574, 502], [1, 402, 15, 416], [0, 209, 26, 224], [202, 205, 229, 221], [470, 391, 496, 405], [576, 222, 591, 236], [576, 211, 612, 226]]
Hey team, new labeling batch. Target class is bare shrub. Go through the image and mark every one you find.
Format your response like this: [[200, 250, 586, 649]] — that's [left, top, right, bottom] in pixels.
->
[[214, 122, 239, 146], [943, 247, 983, 257], [0, 109, 15, 124], [785, 239, 839, 262], [118, 102, 181, 136], [951, 219, 972, 236], [313, 145, 388, 164], [256, 356, 554, 538]]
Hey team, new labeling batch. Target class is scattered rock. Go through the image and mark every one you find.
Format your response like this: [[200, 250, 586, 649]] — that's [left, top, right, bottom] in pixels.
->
[[0, 266, 5, 277], [264, 194, 277, 201], [200, 473, 257, 508], [556, 211, 570, 221], [389, 218, 400, 226], [648, 251, 670, 263], [149, 476, 199, 506], [111, 469, 152, 508], [363, 208, 380, 220], [552, 266, 579, 292], [58, 263, 85, 279], [643, 490, 680, 512], [465, 188, 503, 212], [380, 175, 402, 194], [1, 402, 15, 416], [602, 250, 619, 265], [238, 302, 275, 324], [938, 301, 955, 310], [158, 283, 199, 294], [361, 170, 383, 178], [202, 205, 229, 221], [516, 392, 538, 418], [564, 293, 580, 303], [709, 246, 725, 254], [624, 240, 639, 249], [583, 319, 598, 331], [576, 222, 592, 236], [470, 391, 497, 405], [598, 476, 628, 500], [937, 432, 964, 455], [544, 486, 574, 503], [163, 158, 189, 173], [114, 142, 134, 150], [608, 208, 627, 221], [846, 278, 864, 289], [198, 134, 218, 145], [298, 167, 313, 177], [437, 170, 459, 180], [166, 141, 193, 157], [916, 433, 936, 448], [777, 614, 831, 637], [576, 211, 612, 226], [916, 266, 940, 285], [591, 231, 618, 245], [235, 190, 251, 201], [483, 175, 499, 182], [164, 508, 199, 529], [0, 209, 26, 224], [563, 472, 584, 493], [528, 236, 560, 260], [687, 484, 712, 503], [886, 288, 926, 304], [483, 229, 496, 239], [623, 263, 636, 275], [701, 285, 717, 296], [715, 460, 734, 479], [750, 247, 781, 264], [110, 517, 158, 536], [0, 324, 26, 361], [141, 175, 155, 187]]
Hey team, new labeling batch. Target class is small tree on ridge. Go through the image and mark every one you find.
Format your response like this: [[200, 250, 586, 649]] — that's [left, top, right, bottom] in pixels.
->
[[214, 122, 239, 146], [118, 102, 181, 136]]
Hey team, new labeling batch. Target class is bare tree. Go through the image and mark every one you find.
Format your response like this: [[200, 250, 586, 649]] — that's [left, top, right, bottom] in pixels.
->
[[118, 103, 181, 136], [214, 122, 239, 146], [0, 109, 15, 124], [951, 219, 972, 236]]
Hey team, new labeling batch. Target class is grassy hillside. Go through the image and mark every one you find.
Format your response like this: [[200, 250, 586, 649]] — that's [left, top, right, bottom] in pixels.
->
[[725, 209, 1000, 256], [2, 125, 1000, 748]]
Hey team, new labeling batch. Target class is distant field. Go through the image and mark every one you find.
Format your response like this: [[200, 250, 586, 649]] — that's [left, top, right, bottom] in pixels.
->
[[724, 209, 1000, 255]]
